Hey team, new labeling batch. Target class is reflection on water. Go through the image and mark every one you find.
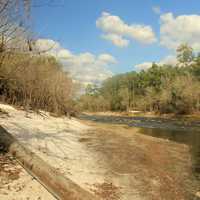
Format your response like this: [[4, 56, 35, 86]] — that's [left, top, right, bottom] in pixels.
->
[[79, 114, 200, 179], [139, 128, 200, 179]]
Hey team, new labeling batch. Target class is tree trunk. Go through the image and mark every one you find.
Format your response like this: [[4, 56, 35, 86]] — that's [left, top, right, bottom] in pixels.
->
[[0, 126, 99, 200]]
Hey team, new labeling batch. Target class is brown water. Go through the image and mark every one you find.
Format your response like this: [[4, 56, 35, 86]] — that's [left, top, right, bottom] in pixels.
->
[[139, 128, 200, 180], [79, 114, 200, 180]]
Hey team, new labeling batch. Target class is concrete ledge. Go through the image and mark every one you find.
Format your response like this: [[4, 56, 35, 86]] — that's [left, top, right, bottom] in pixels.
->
[[0, 126, 99, 200]]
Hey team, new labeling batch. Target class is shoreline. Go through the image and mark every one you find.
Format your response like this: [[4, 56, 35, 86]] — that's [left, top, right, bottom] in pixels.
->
[[0, 103, 199, 199], [82, 111, 200, 121]]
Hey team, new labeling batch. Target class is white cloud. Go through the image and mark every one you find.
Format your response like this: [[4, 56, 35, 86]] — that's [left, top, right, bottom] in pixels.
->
[[135, 55, 177, 71], [35, 39, 116, 85], [102, 34, 129, 47], [57, 49, 72, 59], [160, 55, 177, 65], [96, 12, 157, 47], [35, 39, 60, 51], [160, 13, 200, 51], [135, 62, 154, 71], [98, 53, 117, 64], [152, 6, 161, 15], [63, 52, 115, 85]]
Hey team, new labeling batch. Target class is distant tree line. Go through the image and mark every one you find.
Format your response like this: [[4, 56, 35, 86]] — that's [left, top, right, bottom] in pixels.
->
[[78, 44, 200, 114], [0, 1, 76, 115]]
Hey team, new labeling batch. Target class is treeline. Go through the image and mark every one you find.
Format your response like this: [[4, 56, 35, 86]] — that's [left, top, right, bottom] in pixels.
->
[[0, 54, 74, 114], [78, 44, 200, 114], [0, 1, 75, 115]]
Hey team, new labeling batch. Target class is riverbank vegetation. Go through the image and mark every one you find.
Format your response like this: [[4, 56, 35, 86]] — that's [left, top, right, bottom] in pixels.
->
[[0, 1, 75, 115], [78, 44, 200, 114]]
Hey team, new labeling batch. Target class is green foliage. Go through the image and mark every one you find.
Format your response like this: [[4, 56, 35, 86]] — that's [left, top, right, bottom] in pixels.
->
[[85, 84, 100, 96], [177, 44, 194, 66], [78, 44, 200, 114]]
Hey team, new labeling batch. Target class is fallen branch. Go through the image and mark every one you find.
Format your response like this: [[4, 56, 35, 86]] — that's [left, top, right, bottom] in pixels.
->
[[0, 126, 99, 200]]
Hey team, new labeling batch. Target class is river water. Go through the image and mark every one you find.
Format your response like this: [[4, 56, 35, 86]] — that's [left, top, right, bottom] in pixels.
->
[[79, 114, 200, 180]]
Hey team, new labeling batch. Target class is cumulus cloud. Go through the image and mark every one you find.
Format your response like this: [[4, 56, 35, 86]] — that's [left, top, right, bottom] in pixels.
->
[[135, 55, 177, 71], [160, 13, 200, 51], [35, 39, 60, 51], [57, 49, 72, 59], [160, 55, 177, 65], [135, 62, 154, 71], [98, 53, 117, 64], [152, 6, 161, 15], [62, 52, 115, 85], [96, 12, 157, 47], [35, 39, 116, 85], [102, 34, 129, 47]]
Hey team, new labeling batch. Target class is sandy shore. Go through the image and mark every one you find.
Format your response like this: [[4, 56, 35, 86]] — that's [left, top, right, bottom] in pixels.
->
[[0, 153, 55, 200], [84, 110, 200, 121], [0, 104, 198, 199]]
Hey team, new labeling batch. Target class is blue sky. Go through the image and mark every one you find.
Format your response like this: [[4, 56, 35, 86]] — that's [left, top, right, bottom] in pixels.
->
[[31, 0, 200, 84]]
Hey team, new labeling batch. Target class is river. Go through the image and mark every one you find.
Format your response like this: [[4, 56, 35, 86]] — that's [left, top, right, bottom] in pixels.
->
[[79, 114, 200, 181]]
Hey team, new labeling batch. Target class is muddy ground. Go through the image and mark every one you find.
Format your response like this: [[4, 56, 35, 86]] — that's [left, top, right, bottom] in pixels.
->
[[80, 121, 199, 200], [1, 122, 198, 200], [0, 104, 199, 200]]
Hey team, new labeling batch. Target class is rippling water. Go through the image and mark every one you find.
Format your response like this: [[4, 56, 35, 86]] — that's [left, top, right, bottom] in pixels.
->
[[139, 128, 200, 180], [79, 114, 200, 180]]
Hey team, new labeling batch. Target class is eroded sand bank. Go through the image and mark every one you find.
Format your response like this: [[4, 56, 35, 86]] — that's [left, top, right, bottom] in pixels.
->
[[0, 104, 197, 200]]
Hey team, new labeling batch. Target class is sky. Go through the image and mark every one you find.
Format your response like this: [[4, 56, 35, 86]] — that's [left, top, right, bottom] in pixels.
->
[[31, 0, 200, 85]]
